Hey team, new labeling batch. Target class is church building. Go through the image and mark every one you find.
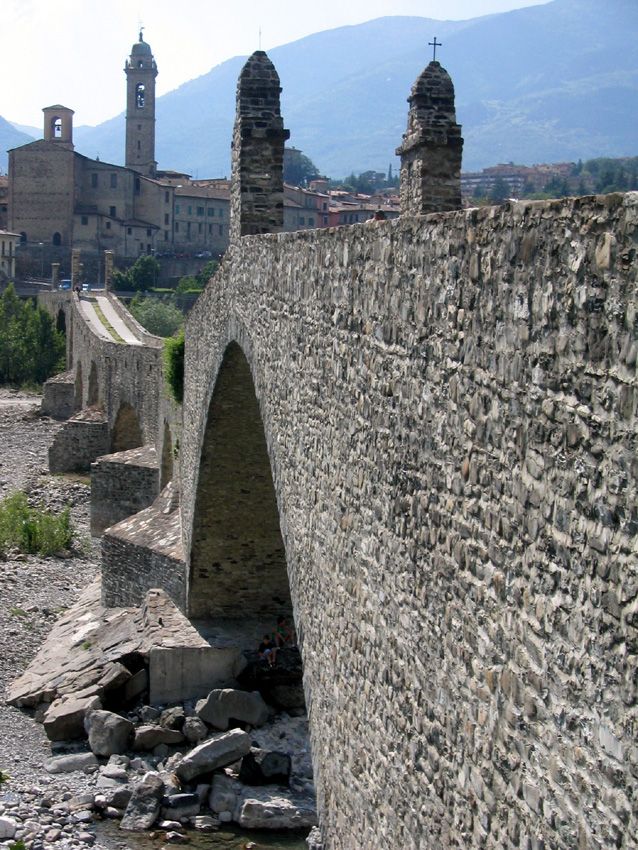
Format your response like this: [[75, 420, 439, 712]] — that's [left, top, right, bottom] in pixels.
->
[[7, 33, 230, 263]]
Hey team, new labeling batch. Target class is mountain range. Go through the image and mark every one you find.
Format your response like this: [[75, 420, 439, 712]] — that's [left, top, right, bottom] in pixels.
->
[[1, 0, 636, 179]]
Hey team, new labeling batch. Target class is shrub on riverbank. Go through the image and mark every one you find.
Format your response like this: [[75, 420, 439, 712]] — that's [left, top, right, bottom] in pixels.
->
[[0, 491, 74, 557]]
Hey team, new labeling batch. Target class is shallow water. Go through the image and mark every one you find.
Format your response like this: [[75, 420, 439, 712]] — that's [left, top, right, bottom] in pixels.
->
[[95, 819, 310, 850]]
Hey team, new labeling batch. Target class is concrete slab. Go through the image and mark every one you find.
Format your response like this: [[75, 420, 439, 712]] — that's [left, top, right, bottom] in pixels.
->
[[149, 646, 245, 705]]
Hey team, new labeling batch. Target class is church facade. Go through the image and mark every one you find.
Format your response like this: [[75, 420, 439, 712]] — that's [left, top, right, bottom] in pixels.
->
[[7, 33, 230, 264]]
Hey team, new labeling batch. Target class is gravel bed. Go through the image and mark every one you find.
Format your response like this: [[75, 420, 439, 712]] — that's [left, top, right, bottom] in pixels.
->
[[0, 390, 103, 845]]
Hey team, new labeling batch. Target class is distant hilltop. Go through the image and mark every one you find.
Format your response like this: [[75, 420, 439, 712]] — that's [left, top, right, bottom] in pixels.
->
[[2, 0, 637, 177]]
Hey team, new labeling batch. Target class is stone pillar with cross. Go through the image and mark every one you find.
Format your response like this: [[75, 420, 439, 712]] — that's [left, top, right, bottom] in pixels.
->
[[396, 48, 463, 216]]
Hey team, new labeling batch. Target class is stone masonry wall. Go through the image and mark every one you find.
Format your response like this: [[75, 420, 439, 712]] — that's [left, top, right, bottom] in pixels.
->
[[40, 291, 181, 487], [181, 193, 638, 850], [90, 445, 159, 535]]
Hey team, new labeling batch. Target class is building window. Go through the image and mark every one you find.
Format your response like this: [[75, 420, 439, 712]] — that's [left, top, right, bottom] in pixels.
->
[[175, 205, 180, 214], [81, 216, 88, 225], [164, 230, 168, 240], [323, 217, 328, 225], [53, 232, 62, 246], [164, 213, 169, 225], [309, 218, 315, 226], [175, 223, 179, 232], [219, 225, 223, 236], [137, 141, 141, 150], [110, 173, 117, 188], [165, 191, 169, 203], [136, 84, 145, 108], [135, 177, 141, 195], [140, 243, 144, 252], [188, 206, 192, 215], [208, 224, 212, 234], [110, 206, 116, 217], [91, 174, 98, 188], [207, 208, 214, 216], [147, 229, 152, 237], [300, 216, 305, 225], [53, 118, 62, 138], [198, 223, 203, 233], [127, 227, 132, 235], [197, 206, 204, 216], [219, 209, 224, 218], [20, 232, 27, 244], [322, 202, 327, 210], [106, 221, 111, 230]]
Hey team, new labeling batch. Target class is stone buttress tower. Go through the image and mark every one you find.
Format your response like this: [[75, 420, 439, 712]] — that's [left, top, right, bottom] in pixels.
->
[[124, 31, 158, 177], [229, 51, 290, 243], [396, 61, 463, 214]]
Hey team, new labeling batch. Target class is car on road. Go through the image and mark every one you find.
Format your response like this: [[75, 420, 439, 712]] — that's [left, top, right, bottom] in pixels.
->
[[60, 280, 71, 290]]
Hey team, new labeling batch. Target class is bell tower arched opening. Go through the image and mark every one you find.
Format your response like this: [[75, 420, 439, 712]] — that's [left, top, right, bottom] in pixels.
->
[[189, 342, 291, 622]]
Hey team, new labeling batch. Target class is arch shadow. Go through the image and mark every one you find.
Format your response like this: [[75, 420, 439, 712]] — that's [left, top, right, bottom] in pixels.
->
[[189, 341, 291, 622], [74, 363, 83, 412], [88, 362, 99, 407], [110, 401, 143, 453]]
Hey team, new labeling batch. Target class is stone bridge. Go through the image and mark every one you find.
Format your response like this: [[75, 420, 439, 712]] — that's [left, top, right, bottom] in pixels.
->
[[40, 52, 638, 850]]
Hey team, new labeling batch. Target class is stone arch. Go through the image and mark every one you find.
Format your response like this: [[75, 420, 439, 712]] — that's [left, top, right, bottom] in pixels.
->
[[110, 402, 143, 453], [189, 341, 291, 621], [88, 362, 99, 407], [160, 421, 173, 490], [74, 362, 83, 411], [52, 232, 62, 247], [56, 309, 66, 335]]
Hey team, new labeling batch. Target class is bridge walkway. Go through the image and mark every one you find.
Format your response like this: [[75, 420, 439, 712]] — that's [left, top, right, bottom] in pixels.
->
[[78, 294, 143, 346]]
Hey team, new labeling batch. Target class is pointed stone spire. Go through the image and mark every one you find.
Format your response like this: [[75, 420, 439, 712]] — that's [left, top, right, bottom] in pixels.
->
[[396, 61, 463, 215], [230, 51, 290, 243]]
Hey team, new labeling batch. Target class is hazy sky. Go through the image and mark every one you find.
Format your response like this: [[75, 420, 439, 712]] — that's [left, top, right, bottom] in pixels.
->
[[6, 0, 553, 129]]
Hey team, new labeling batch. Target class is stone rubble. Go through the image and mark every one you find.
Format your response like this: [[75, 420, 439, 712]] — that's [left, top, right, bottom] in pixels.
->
[[0, 393, 316, 848]]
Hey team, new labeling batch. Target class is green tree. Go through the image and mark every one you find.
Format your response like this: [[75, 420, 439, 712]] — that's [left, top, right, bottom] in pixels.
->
[[284, 149, 321, 186], [0, 285, 65, 386], [488, 177, 511, 205], [128, 293, 184, 337], [112, 256, 161, 292], [196, 259, 219, 288], [163, 329, 184, 404]]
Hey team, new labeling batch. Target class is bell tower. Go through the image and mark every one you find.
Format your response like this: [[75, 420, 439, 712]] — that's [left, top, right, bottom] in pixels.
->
[[124, 29, 158, 177]]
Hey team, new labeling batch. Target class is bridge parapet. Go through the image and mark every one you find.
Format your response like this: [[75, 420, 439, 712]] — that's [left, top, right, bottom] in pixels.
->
[[181, 192, 638, 849]]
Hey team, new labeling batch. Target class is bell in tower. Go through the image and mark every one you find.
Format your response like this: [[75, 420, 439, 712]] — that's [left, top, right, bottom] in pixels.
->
[[124, 29, 158, 177]]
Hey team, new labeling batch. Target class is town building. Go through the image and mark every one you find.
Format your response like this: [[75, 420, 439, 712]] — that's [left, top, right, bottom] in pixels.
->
[[7, 33, 230, 271], [0, 230, 19, 281]]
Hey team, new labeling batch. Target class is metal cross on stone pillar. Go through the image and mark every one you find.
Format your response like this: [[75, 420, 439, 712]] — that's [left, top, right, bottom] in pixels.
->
[[428, 37, 442, 61]]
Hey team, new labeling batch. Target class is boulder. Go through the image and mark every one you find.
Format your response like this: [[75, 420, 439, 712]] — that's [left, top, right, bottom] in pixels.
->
[[160, 706, 185, 730], [183, 716, 207, 743], [133, 725, 185, 751], [43, 695, 102, 741], [239, 748, 291, 786], [85, 710, 134, 757], [44, 753, 99, 774], [196, 689, 269, 731], [0, 818, 17, 840], [208, 773, 241, 817], [123, 669, 148, 703], [175, 729, 252, 783], [120, 773, 164, 831], [162, 793, 201, 820], [233, 787, 317, 830]]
